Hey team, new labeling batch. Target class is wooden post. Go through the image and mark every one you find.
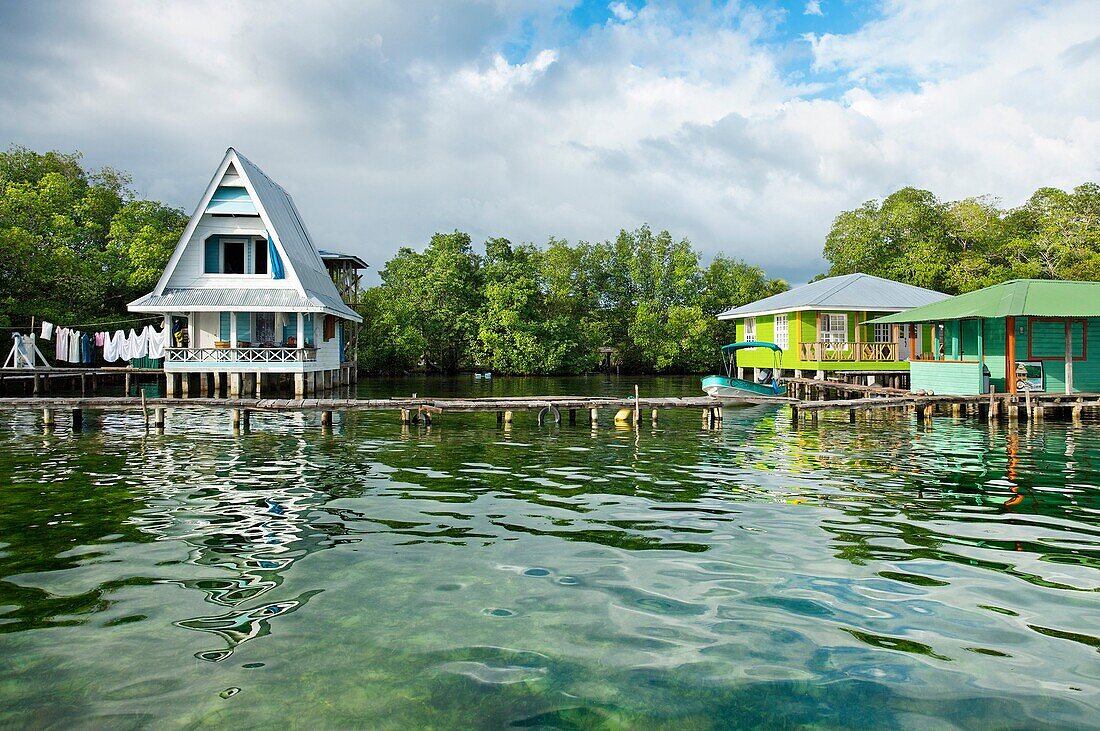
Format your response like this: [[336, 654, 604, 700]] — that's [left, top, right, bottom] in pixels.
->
[[504, 410, 513, 424], [180, 373, 189, 398], [987, 385, 996, 422], [231, 408, 241, 430], [321, 410, 333, 429], [230, 372, 241, 398], [241, 409, 250, 432], [42, 408, 55, 429], [400, 408, 410, 425], [1023, 385, 1032, 420], [496, 410, 503, 425], [1065, 321, 1074, 394], [569, 409, 576, 425], [1072, 398, 1083, 423], [165, 372, 176, 399], [651, 408, 658, 425], [294, 373, 305, 399], [72, 408, 82, 432], [589, 407, 598, 425], [154, 407, 165, 430], [125, 372, 132, 396], [141, 390, 149, 430], [633, 384, 640, 426], [1006, 316, 1017, 395], [848, 408, 856, 423], [255, 373, 263, 399]]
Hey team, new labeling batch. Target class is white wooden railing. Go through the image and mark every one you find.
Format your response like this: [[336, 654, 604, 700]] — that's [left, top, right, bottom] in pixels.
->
[[799, 342, 899, 362], [166, 347, 317, 364]]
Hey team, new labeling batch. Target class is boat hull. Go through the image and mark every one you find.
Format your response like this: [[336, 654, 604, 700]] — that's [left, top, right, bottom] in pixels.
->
[[701, 375, 781, 400]]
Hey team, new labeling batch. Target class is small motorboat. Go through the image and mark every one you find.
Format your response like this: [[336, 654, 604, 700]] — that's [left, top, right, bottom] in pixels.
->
[[701, 341, 784, 401]]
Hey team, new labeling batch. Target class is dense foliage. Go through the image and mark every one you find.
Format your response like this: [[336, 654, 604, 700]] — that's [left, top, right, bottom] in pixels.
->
[[0, 146, 187, 329], [358, 225, 787, 374], [823, 184, 1100, 294]]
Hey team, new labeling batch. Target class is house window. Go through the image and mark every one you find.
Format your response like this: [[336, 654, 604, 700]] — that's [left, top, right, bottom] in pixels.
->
[[744, 317, 756, 342], [254, 239, 268, 275], [873, 323, 893, 343], [774, 313, 789, 349], [222, 239, 246, 274], [203, 235, 269, 275], [821, 313, 847, 343]]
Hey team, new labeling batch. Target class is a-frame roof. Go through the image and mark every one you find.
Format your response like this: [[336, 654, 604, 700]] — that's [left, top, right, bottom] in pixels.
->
[[130, 148, 361, 322], [717, 273, 948, 319]]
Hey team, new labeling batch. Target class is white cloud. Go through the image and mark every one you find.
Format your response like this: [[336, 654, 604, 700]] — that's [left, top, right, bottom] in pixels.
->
[[609, 2, 635, 22], [803, 1, 823, 17], [0, 0, 1097, 284]]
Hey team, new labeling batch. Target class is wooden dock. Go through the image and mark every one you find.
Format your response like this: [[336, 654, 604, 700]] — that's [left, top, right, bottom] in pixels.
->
[[0, 393, 799, 431]]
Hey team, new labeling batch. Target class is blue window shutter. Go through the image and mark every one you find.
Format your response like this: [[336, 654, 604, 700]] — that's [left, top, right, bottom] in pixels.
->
[[219, 312, 230, 341], [204, 237, 220, 273], [236, 313, 251, 342], [304, 314, 314, 344], [268, 236, 285, 279]]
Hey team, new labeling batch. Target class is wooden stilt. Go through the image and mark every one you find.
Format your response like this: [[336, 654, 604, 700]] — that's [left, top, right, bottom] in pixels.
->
[[321, 410, 333, 429], [504, 410, 513, 424], [589, 407, 598, 425], [569, 409, 576, 425], [72, 408, 82, 432], [154, 407, 165, 430], [651, 408, 658, 425], [294, 373, 305, 400], [42, 408, 55, 430]]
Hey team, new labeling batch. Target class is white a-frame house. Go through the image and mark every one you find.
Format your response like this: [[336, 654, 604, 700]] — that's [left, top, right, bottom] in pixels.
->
[[129, 148, 363, 398]]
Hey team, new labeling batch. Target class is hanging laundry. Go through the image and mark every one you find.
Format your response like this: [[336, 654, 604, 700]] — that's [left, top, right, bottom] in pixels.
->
[[147, 326, 167, 360], [103, 330, 124, 363], [81, 332, 93, 364], [40, 321, 54, 339], [55, 327, 68, 362], [128, 326, 150, 360], [95, 331, 105, 347], [68, 329, 81, 364]]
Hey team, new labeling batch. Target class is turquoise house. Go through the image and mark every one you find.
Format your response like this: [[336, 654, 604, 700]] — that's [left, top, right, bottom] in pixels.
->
[[870, 280, 1100, 395]]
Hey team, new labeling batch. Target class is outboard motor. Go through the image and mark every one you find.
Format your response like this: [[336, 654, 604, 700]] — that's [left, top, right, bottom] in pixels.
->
[[756, 368, 772, 384]]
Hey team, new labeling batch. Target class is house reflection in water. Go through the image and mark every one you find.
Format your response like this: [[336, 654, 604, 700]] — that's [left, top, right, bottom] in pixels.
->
[[127, 432, 343, 662]]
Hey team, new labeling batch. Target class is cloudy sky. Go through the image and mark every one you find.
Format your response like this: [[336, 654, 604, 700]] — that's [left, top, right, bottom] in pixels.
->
[[1, 0, 1098, 283]]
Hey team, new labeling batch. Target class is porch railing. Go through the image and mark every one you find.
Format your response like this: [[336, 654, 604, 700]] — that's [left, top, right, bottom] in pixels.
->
[[799, 341, 899, 362], [166, 347, 317, 364]]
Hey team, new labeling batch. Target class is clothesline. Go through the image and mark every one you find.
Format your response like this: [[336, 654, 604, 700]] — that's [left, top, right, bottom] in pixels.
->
[[0, 314, 162, 332]]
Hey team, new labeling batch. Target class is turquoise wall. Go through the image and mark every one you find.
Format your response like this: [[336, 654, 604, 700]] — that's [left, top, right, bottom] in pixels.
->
[[910, 360, 983, 395]]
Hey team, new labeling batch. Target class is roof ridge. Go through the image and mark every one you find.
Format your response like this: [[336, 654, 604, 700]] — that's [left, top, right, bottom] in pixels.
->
[[808, 272, 865, 305]]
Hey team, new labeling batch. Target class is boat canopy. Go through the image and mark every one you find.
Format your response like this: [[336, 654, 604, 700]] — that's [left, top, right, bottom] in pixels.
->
[[720, 341, 783, 353]]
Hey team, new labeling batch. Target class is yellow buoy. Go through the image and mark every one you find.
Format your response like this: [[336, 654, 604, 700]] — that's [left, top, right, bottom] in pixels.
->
[[614, 408, 632, 422]]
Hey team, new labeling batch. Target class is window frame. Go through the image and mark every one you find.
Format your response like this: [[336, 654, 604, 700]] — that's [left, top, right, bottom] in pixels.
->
[[821, 313, 848, 344], [201, 233, 270, 276], [773, 313, 789, 350], [873, 322, 893, 343], [744, 316, 756, 342]]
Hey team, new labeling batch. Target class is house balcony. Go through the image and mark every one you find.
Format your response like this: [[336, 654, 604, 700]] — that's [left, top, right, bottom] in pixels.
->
[[799, 341, 899, 362], [166, 346, 317, 366]]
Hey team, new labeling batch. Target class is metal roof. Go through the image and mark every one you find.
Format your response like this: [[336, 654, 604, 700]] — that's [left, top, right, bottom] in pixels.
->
[[318, 249, 370, 269], [717, 273, 949, 319], [870, 280, 1100, 324], [129, 288, 355, 315], [231, 151, 362, 322]]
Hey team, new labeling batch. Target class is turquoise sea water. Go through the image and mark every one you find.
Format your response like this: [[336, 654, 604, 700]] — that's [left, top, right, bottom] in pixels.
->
[[1, 376, 1098, 728]]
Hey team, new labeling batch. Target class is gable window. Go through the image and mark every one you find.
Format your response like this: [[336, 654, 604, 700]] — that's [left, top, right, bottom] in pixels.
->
[[223, 239, 246, 274], [873, 323, 893, 343], [774, 313, 789, 349], [744, 317, 756, 342], [821, 313, 847, 343], [254, 238, 268, 275], [203, 235, 270, 275]]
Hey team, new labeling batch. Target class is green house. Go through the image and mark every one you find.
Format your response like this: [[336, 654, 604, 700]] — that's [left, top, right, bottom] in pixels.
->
[[871, 279, 1100, 396], [717, 273, 948, 382]]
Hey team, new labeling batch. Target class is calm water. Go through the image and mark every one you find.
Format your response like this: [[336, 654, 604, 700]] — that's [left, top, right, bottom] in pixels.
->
[[1, 376, 1098, 729]]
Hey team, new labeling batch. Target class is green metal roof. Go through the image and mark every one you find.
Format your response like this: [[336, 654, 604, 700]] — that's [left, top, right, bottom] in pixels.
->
[[869, 280, 1100, 324]]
